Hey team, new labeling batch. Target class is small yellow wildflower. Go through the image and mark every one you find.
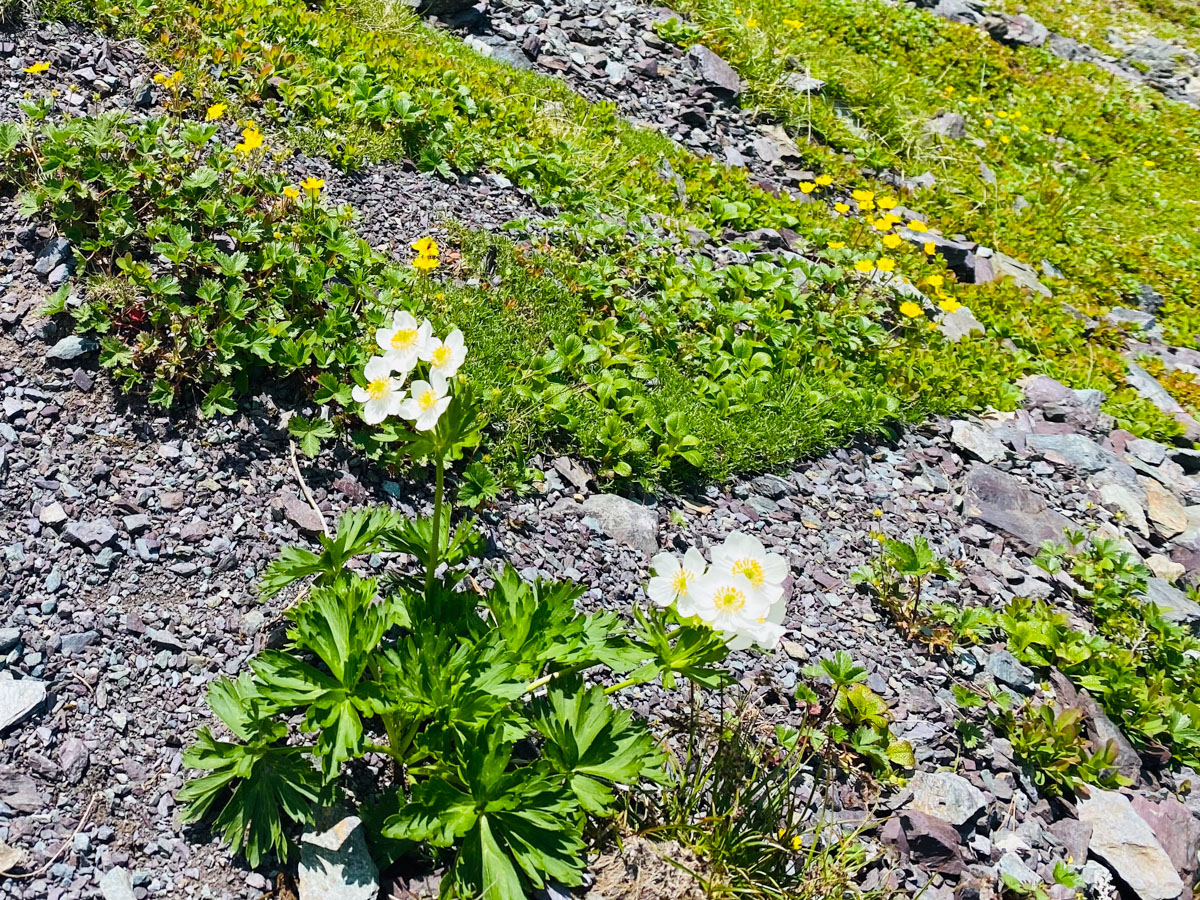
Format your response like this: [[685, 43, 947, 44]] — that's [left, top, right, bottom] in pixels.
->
[[1000, 135, 1010, 144], [873, 218, 893, 232], [938, 297, 962, 313], [907, 220, 928, 233], [745, 16, 758, 27], [984, 118, 994, 127], [791, 835, 803, 852], [234, 125, 264, 155], [995, 110, 1008, 119], [283, 185, 300, 200], [1019, 124, 1029, 132], [882, 234, 903, 250], [924, 241, 936, 255], [899, 301, 923, 318], [876, 258, 896, 272], [854, 259, 875, 273], [783, 17, 803, 27], [206, 102, 227, 121], [412, 236, 440, 257], [925, 274, 944, 289], [859, 199, 876, 211], [877, 196, 898, 210], [851, 189, 874, 204], [827, 241, 846, 249], [1143, 159, 1156, 168], [798, 181, 816, 194], [300, 176, 325, 196], [834, 202, 851, 214], [412, 254, 440, 273], [23, 61, 51, 75], [815, 174, 832, 186]]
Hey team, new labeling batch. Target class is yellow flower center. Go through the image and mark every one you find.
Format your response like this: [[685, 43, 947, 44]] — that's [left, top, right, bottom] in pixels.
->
[[713, 586, 746, 613], [390, 328, 417, 350], [431, 345, 451, 366], [671, 570, 691, 596], [418, 389, 438, 411], [732, 558, 765, 587], [366, 378, 390, 401]]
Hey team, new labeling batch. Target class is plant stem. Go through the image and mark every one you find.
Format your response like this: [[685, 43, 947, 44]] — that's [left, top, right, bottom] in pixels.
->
[[604, 676, 642, 696], [425, 454, 445, 595]]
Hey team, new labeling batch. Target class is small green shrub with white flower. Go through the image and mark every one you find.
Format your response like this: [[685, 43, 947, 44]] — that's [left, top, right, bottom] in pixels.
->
[[179, 319, 799, 897]]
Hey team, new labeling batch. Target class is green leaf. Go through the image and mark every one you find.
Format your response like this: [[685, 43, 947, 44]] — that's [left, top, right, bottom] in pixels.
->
[[201, 382, 237, 418], [289, 414, 336, 458]]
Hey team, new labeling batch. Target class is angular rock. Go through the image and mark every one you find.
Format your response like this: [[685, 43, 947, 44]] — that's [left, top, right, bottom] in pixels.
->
[[1078, 790, 1183, 900], [984, 13, 1049, 48], [98, 867, 136, 900], [1048, 817, 1093, 865], [280, 491, 325, 535], [0, 678, 46, 732], [0, 769, 44, 812], [1026, 433, 1119, 474], [1143, 479, 1188, 539], [1144, 577, 1200, 628], [1099, 482, 1150, 538], [46, 334, 98, 362], [33, 236, 72, 277], [63, 519, 118, 551], [551, 457, 592, 492], [783, 72, 825, 93], [578, 495, 659, 556], [881, 809, 966, 875], [985, 649, 1034, 692], [925, 112, 966, 139], [1130, 795, 1200, 889], [961, 463, 1074, 551], [938, 305, 985, 342], [686, 44, 742, 96], [950, 420, 1006, 464], [1020, 375, 1103, 430], [299, 814, 379, 900], [907, 770, 986, 826]]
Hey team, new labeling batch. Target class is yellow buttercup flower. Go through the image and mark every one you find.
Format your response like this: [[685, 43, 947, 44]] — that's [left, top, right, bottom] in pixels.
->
[[827, 241, 846, 249], [876, 258, 896, 272], [206, 102, 227, 121], [783, 18, 803, 28], [851, 189, 874, 203], [907, 220, 928, 233], [1000, 135, 1011, 144], [412, 236, 440, 257], [925, 274, 944, 289], [23, 61, 51, 75], [877, 196, 898, 210], [283, 185, 300, 200], [854, 259, 875, 273], [798, 181, 815, 194], [899, 301, 923, 318], [815, 174, 832, 186], [924, 242, 936, 255], [234, 125, 264, 155], [938, 297, 962, 313], [300, 176, 325, 196], [412, 254, 440, 273], [1143, 159, 1155, 168], [882, 234, 902, 250], [745, 16, 758, 27], [834, 202, 850, 214]]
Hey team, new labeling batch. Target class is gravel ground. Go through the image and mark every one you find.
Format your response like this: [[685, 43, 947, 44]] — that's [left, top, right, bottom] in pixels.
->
[[4, 12, 1200, 900]]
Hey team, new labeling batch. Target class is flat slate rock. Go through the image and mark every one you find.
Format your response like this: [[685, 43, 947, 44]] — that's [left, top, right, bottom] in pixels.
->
[[0, 678, 45, 733], [1078, 790, 1184, 900], [907, 771, 986, 826], [961, 463, 1074, 550], [299, 814, 379, 900]]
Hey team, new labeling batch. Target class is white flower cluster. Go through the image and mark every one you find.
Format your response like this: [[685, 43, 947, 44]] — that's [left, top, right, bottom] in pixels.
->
[[648, 531, 789, 650], [353, 311, 467, 430]]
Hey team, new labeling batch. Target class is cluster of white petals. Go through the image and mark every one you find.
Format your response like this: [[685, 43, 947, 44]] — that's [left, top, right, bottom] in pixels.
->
[[352, 312, 467, 430], [648, 531, 789, 650]]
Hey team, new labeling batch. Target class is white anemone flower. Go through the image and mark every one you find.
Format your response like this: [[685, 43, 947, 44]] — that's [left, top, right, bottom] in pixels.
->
[[376, 311, 433, 375], [422, 328, 468, 391], [352, 355, 406, 425], [647, 547, 708, 617], [709, 531, 788, 604], [688, 571, 774, 650], [397, 379, 451, 432]]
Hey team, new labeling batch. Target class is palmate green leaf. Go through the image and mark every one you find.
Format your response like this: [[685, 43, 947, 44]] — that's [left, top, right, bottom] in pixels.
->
[[288, 413, 336, 457], [630, 606, 730, 690], [532, 679, 666, 814], [179, 675, 323, 867]]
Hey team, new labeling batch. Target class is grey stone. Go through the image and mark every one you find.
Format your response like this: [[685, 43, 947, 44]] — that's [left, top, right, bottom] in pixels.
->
[[1048, 818, 1092, 864], [907, 770, 986, 826], [64, 519, 118, 550], [1026, 433, 1119, 474], [280, 491, 325, 535], [1106, 306, 1157, 331], [1143, 478, 1188, 538], [783, 72, 825, 93], [99, 867, 136, 900], [46, 335, 97, 362], [685, 44, 742, 96], [1078, 790, 1183, 900], [950, 420, 1006, 464], [0, 677, 46, 732], [962, 463, 1074, 550], [578, 495, 658, 556], [59, 736, 89, 785], [985, 13, 1049, 48], [998, 851, 1041, 886], [925, 111, 966, 139], [938, 305, 985, 342], [60, 630, 99, 656], [1130, 794, 1200, 889], [1144, 577, 1200, 628], [551, 457, 592, 492], [1099, 482, 1149, 537], [299, 814, 379, 900], [989, 251, 1052, 296], [985, 649, 1034, 692], [882, 809, 966, 875], [1128, 438, 1168, 466], [39, 501, 67, 526], [33, 236, 71, 277]]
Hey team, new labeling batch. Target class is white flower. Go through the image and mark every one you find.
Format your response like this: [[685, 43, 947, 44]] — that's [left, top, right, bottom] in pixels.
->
[[352, 355, 406, 425], [422, 328, 467, 391], [376, 311, 433, 375], [710, 531, 788, 606], [647, 548, 707, 617], [397, 379, 450, 432], [689, 571, 776, 649]]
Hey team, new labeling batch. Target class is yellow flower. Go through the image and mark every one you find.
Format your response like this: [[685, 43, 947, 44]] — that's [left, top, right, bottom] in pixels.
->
[[859, 199, 876, 211], [745, 16, 758, 27], [873, 218, 893, 232], [283, 185, 300, 200], [899, 301, 923, 318], [23, 61, 51, 75], [783, 17, 803, 27], [791, 835, 802, 852], [984, 118, 993, 127], [300, 176, 325, 196], [234, 126, 264, 155], [412, 236, 440, 257], [834, 202, 851, 213], [924, 241, 936, 255], [1000, 135, 1010, 144], [798, 181, 815, 194], [205, 102, 227, 121], [882, 234, 902, 250], [995, 110, 1008, 118], [1018, 124, 1029, 132], [412, 254, 440, 273], [1143, 159, 1155, 168], [907, 220, 928, 232], [876, 258, 896, 272], [938, 297, 962, 313], [877, 196, 898, 210], [851, 189, 874, 203], [854, 259, 875, 273], [925, 274, 944, 288], [815, 174, 832, 186], [827, 241, 846, 249], [153, 72, 166, 84]]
